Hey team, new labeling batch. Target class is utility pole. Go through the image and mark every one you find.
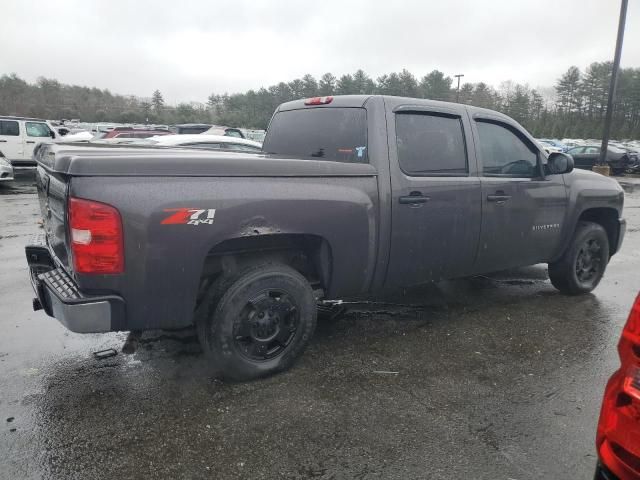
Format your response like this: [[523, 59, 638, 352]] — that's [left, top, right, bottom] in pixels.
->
[[597, 0, 628, 174], [454, 74, 464, 103]]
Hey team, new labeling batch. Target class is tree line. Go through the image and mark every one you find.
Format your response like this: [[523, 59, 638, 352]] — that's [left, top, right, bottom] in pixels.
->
[[1, 61, 639, 139]]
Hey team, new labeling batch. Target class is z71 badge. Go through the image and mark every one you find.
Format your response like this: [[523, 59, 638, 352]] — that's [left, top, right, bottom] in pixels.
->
[[161, 208, 216, 226]]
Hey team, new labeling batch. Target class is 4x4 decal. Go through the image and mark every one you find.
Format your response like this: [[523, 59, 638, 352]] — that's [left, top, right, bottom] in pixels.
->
[[161, 208, 216, 226]]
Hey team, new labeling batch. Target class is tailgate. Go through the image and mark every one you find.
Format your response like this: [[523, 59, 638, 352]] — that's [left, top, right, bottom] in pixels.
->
[[35, 164, 72, 271]]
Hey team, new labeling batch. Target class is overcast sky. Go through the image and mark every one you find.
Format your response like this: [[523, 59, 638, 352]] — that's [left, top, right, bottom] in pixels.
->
[[3, 0, 639, 103]]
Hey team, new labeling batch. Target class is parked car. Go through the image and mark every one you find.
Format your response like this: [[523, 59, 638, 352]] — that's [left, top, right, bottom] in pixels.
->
[[567, 144, 635, 175], [169, 123, 212, 135], [538, 138, 568, 152], [202, 126, 246, 138], [0, 152, 14, 181], [99, 127, 171, 139], [0, 116, 55, 167], [536, 140, 563, 155], [595, 292, 640, 480], [26, 95, 625, 381], [146, 134, 262, 152]]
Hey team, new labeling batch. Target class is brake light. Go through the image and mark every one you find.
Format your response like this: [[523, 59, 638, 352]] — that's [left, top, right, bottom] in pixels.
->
[[596, 292, 640, 479], [68, 197, 124, 274], [304, 96, 333, 105]]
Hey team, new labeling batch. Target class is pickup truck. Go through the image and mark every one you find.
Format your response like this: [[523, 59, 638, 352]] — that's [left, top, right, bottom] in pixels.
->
[[26, 95, 626, 380]]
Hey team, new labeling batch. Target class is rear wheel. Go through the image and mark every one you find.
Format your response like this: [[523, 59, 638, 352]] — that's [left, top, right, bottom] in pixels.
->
[[548, 221, 609, 295], [196, 263, 317, 381]]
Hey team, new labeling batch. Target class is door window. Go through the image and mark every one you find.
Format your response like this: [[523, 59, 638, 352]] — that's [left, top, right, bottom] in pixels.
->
[[568, 147, 584, 155], [395, 113, 467, 175], [584, 146, 600, 154], [476, 121, 538, 177], [25, 122, 51, 137], [0, 120, 20, 136]]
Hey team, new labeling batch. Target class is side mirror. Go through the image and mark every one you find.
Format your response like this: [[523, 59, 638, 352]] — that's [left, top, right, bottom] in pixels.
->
[[49, 130, 56, 139], [547, 152, 574, 175]]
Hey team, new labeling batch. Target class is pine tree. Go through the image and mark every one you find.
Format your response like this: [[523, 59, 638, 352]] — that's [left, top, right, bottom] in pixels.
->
[[151, 90, 164, 114]]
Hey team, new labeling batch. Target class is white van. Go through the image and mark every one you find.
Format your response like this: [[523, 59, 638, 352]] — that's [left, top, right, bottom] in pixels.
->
[[0, 116, 55, 167]]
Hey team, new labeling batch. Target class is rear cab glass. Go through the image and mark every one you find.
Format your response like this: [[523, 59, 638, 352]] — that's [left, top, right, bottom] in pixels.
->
[[263, 107, 368, 163]]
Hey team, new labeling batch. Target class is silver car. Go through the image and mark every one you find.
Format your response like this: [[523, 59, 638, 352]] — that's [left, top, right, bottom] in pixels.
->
[[0, 154, 14, 182]]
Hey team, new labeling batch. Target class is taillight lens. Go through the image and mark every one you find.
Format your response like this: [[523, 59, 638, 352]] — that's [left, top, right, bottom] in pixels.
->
[[596, 293, 640, 479], [68, 197, 124, 274]]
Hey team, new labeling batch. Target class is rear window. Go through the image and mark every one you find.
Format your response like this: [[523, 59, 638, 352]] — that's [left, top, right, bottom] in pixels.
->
[[263, 108, 368, 163], [0, 120, 19, 136]]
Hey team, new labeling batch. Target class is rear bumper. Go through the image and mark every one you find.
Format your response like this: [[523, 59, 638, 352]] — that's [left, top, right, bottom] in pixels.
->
[[25, 238, 125, 333]]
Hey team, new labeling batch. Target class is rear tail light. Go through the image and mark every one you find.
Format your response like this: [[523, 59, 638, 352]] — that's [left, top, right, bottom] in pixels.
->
[[304, 96, 333, 105], [597, 293, 640, 479], [68, 197, 124, 274]]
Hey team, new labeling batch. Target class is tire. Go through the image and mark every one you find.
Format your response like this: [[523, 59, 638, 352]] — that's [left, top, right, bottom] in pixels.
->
[[195, 263, 317, 381], [548, 221, 609, 295]]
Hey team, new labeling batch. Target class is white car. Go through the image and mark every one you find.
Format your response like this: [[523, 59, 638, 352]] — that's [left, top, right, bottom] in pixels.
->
[[0, 153, 13, 182], [146, 134, 262, 152], [0, 116, 56, 167], [535, 139, 563, 155], [0, 154, 14, 182]]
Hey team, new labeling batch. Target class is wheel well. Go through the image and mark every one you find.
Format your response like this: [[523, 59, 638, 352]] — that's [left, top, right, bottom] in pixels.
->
[[197, 234, 332, 304], [578, 208, 619, 256]]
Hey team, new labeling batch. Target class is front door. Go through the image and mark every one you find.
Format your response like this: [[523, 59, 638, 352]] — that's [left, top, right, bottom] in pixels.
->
[[386, 107, 482, 288], [472, 119, 567, 273], [0, 119, 23, 161]]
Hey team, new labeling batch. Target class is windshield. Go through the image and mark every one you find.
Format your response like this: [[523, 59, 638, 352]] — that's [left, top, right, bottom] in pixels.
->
[[263, 107, 368, 163]]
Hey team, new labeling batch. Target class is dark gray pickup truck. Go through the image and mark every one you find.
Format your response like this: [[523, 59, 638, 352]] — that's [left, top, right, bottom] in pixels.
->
[[26, 95, 626, 380]]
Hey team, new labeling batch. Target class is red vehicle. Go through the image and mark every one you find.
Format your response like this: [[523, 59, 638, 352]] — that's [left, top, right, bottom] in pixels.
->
[[100, 127, 170, 139], [596, 292, 640, 479]]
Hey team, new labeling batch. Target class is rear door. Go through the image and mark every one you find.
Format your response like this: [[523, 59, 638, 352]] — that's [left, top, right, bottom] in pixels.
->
[[385, 105, 482, 288], [0, 119, 23, 161], [471, 118, 567, 272]]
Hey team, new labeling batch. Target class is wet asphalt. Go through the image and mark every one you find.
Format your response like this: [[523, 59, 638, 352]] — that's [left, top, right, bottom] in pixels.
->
[[1, 171, 640, 480]]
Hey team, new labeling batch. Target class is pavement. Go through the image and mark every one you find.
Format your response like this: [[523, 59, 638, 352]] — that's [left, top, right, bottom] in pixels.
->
[[1, 171, 639, 479]]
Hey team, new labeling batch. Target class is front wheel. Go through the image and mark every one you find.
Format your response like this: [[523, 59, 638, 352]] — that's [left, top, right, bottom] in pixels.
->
[[548, 221, 609, 295], [196, 263, 317, 381]]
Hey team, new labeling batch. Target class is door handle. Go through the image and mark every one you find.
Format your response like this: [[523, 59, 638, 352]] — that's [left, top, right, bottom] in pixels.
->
[[399, 193, 430, 205], [26, 141, 35, 144], [487, 194, 511, 203], [0, 139, 6, 142]]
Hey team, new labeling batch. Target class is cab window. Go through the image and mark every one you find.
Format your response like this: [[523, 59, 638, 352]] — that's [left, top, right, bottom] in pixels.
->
[[263, 108, 368, 163], [25, 122, 51, 138], [395, 113, 467, 176], [476, 121, 538, 177]]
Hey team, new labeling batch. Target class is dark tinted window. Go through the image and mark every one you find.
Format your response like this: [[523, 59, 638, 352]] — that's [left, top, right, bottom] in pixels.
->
[[395, 113, 467, 175], [263, 108, 367, 163], [0, 120, 19, 136], [476, 121, 538, 177]]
